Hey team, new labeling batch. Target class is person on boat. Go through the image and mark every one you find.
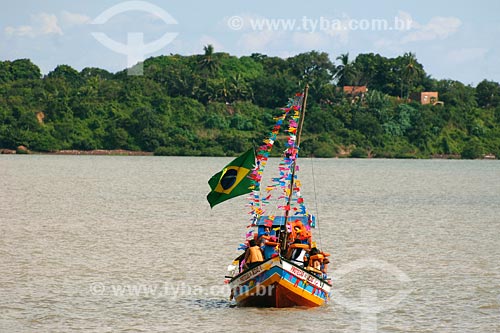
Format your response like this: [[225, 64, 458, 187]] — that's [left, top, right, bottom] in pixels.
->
[[260, 230, 280, 259], [263, 236, 279, 260], [320, 250, 330, 277], [287, 221, 311, 248], [233, 251, 246, 273], [287, 239, 308, 267], [305, 247, 324, 275], [293, 225, 301, 240], [243, 239, 264, 270], [285, 224, 300, 245], [257, 226, 271, 245]]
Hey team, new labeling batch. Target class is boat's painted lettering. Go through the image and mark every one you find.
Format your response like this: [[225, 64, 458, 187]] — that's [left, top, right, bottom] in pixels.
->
[[237, 271, 252, 284], [235, 265, 264, 284], [290, 266, 306, 279], [251, 266, 262, 275], [289, 266, 323, 289]]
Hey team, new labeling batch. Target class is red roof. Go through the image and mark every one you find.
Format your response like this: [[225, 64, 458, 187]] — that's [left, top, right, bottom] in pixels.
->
[[343, 86, 367, 95]]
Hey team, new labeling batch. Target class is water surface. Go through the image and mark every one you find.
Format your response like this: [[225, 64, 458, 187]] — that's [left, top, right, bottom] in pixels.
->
[[1, 156, 499, 332]]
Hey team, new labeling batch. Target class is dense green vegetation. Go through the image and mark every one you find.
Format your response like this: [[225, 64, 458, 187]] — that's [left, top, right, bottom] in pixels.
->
[[1, 48, 499, 158]]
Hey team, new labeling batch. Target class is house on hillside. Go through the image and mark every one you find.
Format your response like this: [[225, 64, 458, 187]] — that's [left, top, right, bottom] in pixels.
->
[[418, 92, 443, 105], [343, 85, 368, 97], [342, 86, 368, 103]]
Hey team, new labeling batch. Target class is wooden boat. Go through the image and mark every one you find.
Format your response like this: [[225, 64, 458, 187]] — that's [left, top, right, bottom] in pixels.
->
[[208, 86, 331, 307], [228, 215, 331, 307]]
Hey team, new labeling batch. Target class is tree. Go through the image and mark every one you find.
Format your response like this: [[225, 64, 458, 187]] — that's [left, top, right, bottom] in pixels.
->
[[476, 79, 500, 107], [435, 80, 477, 108], [228, 73, 252, 102], [199, 44, 220, 74], [1, 52, 499, 159], [0, 61, 13, 83], [48, 65, 83, 88], [10, 59, 41, 80], [401, 52, 422, 99], [461, 138, 484, 159], [334, 53, 358, 86], [80, 67, 114, 80], [351, 53, 378, 86], [287, 51, 335, 92], [128, 107, 166, 151]]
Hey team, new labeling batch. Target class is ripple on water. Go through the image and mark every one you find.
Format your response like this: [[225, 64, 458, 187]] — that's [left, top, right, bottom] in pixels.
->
[[1, 157, 499, 332]]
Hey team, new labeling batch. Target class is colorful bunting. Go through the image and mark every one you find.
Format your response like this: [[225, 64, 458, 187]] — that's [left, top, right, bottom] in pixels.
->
[[236, 92, 317, 247]]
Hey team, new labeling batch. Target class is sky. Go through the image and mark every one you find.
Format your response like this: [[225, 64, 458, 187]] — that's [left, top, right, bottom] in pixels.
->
[[1, 0, 499, 85]]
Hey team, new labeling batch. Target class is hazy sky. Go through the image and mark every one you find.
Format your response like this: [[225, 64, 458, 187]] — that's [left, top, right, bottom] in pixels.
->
[[1, 0, 499, 85]]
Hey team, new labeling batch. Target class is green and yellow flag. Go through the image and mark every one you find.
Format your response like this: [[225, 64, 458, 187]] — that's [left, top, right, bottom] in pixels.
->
[[207, 148, 255, 208]]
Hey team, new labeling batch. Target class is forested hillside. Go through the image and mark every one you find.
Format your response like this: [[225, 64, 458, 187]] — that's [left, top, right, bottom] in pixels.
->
[[1, 47, 499, 158]]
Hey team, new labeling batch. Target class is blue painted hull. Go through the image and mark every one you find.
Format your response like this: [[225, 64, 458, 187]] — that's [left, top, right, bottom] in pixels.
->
[[229, 256, 331, 307]]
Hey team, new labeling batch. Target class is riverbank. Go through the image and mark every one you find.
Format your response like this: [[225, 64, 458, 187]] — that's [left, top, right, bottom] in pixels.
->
[[0, 148, 153, 156], [1, 147, 497, 159]]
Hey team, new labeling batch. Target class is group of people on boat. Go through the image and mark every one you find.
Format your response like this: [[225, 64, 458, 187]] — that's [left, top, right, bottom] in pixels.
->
[[237, 219, 330, 279]]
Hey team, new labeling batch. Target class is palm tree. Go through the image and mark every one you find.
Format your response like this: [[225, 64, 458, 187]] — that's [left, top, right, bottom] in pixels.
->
[[334, 53, 357, 86], [199, 44, 219, 75], [229, 73, 252, 102], [402, 52, 422, 99], [216, 78, 229, 102]]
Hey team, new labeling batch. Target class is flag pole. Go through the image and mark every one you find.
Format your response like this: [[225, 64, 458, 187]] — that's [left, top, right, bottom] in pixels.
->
[[296, 84, 309, 148], [280, 84, 309, 253]]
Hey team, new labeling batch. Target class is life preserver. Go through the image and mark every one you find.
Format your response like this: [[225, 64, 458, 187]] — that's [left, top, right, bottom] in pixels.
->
[[308, 254, 324, 272], [287, 220, 310, 242], [286, 243, 309, 261], [260, 235, 280, 247], [309, 254, 324, 262], [246, 246, 264, 264], [288, 243, 310, 249]]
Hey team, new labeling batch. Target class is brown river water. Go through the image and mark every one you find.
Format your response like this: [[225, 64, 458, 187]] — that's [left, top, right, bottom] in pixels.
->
[[1, 156, 499, 332]]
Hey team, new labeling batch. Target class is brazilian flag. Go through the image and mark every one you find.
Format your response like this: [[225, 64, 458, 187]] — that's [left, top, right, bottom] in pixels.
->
[[207, 148, 255, 208]]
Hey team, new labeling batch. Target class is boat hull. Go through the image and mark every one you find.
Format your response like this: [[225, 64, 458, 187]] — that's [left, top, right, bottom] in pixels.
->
[[229, 256, 331, 308]]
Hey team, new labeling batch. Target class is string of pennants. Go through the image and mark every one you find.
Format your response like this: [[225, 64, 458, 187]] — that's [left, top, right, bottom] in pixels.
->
[[239, 92, 313, 247]]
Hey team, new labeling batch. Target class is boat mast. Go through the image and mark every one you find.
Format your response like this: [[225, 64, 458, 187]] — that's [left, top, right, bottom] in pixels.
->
[[280, 84, 309, 253]]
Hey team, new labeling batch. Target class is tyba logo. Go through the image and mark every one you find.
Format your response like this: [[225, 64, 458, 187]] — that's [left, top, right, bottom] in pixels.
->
[[91, 1, 178, 75]]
